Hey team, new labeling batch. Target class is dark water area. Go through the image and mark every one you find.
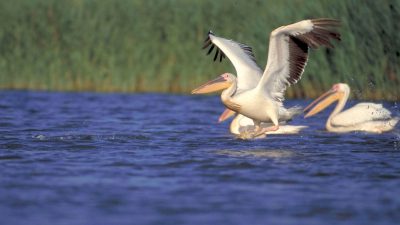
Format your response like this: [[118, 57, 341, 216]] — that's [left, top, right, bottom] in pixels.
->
[[0, 90, 399, 225]]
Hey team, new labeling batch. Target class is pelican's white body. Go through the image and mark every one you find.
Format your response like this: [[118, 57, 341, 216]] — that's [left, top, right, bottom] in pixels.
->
[[227, 89, 278, 123], [328, 102, 399, 133], [311, 83, 399, 133]]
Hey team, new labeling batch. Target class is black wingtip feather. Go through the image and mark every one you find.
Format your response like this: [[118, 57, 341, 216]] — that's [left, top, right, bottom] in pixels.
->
[[202, 39, 211, 49], [207, 44, 215, 55], [213, 48, 219, 61], [202, 30, 227, 63]]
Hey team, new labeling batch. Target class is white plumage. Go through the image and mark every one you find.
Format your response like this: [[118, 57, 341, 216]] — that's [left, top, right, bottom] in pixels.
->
[[193, 18, 340, 138], [230, 114, 307, 139], [304, 83, 399, 133]]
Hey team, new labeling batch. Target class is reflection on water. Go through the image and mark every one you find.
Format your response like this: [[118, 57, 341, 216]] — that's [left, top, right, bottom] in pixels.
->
[[0, 90, 399, 225], [216, 149, 296, 158]]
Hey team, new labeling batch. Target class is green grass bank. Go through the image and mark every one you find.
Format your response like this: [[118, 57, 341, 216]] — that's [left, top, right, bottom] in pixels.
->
[[0, 0, 399, 100]]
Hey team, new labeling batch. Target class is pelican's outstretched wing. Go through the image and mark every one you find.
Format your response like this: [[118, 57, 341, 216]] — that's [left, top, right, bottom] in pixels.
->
[[258, 18, 341, 102], [203, 31, 262, 92]]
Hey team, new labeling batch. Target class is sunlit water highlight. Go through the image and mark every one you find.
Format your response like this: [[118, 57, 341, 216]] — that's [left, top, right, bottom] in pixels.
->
[[0, 90, 399, 225]]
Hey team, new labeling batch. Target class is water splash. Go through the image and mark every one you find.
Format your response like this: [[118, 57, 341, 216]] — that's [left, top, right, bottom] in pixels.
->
[[393, 130, 400, 150], [33, 134, 46, 140]]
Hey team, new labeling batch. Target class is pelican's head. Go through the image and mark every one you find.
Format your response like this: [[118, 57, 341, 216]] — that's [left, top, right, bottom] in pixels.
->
[[304, 83, 349, 118], [191, 73, 235, 94]]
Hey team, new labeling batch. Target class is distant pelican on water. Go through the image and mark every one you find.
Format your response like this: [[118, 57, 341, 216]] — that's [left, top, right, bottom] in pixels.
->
[[304, 83, 399, 133]]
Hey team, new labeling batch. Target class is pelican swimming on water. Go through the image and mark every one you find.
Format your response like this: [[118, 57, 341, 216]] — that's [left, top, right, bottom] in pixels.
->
[[192, 18, 341, 138], [230, 113, 308, 139], [220, 106, 305, 138], [304, 83, 399, 133], [220, 106, 305, 139]]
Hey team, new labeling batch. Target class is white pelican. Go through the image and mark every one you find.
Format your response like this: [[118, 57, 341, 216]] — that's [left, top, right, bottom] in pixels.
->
[[219, 106, 305, 139], [304, 83, 399, 133], [192, 18, 341, 138], [230, 113, 308, 139]]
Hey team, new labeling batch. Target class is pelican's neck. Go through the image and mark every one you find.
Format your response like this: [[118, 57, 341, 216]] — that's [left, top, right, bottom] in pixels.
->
[[221, 79, 237, 102], [326, 88, 350, 130]]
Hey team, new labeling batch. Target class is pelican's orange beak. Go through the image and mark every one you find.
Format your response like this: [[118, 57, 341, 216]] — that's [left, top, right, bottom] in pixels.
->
[[191, 76, 231, 94], [218, 108, 236, 123], [304, 87, 343, 118]]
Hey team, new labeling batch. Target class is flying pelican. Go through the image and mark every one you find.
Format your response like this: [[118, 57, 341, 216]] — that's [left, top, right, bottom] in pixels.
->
[[230, 113, 308, 139], [304, 83, 399, 133], [192, 18, 341, 138]]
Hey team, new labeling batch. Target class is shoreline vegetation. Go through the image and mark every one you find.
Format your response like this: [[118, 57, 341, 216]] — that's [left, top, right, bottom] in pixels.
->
[[0, 0, 399, 100]]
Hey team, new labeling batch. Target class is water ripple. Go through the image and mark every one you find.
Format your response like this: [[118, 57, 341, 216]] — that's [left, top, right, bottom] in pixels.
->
[[0, 90, 399, 225]]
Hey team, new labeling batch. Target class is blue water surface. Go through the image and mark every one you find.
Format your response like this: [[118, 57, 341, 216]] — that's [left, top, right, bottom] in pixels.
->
[[0, 90, 399, 225]]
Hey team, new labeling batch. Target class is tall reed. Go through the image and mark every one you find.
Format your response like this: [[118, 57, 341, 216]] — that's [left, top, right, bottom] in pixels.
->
[[0, 0, 398, 100]]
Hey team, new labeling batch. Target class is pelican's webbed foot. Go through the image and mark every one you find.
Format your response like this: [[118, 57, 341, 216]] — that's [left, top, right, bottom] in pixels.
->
[[259, 125, 279, 134], [236, 131, 266, 140], [236, 125, 280, 140]]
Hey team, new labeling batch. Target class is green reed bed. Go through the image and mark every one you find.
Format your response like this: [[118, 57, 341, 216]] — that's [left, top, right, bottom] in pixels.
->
[[0, 0, 399, 100]]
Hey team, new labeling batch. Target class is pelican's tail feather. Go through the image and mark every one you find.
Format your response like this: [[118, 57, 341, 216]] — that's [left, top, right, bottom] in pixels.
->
[[278, 106, 302, 122], [390, 117, 399, 128], [287, 105, 303, 117]]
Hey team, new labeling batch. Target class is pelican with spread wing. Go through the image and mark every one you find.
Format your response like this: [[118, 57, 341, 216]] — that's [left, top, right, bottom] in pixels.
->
[[304, 83, 399, 133], [192, 18, 341, 138]]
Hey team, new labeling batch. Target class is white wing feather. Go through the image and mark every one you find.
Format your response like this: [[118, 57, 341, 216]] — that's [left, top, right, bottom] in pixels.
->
[[207, 34, 262, 92], [257, 19, 340, 102], [260, 20, 313, 101]]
